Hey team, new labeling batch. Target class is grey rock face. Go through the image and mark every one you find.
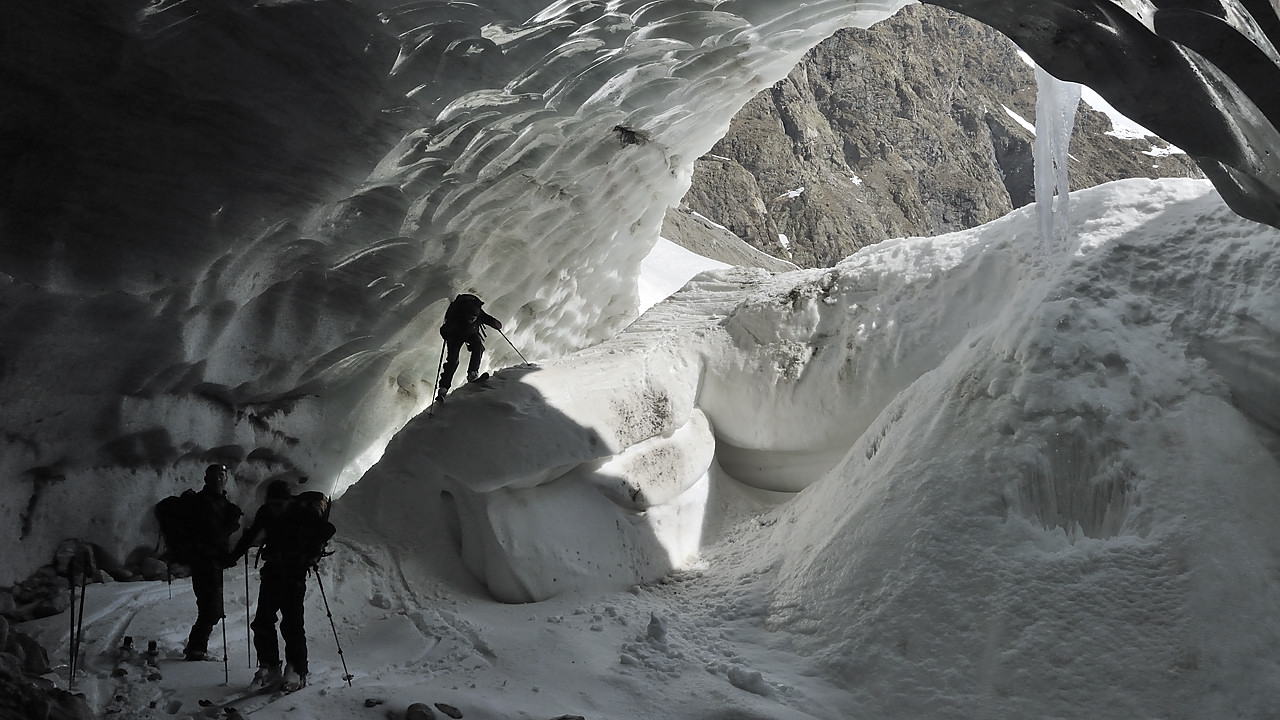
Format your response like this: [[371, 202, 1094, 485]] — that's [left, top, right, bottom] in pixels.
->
[[660, 207, 798, 273], [931, 0, 1280, 231], [677, 5, 1201, 268]]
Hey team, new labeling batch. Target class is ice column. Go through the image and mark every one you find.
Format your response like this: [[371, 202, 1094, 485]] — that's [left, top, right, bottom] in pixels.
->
[[1033, 64, 1082, 248]]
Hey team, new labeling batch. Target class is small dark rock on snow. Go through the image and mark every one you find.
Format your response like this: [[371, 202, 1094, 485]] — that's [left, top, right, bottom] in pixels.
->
[[405, 702, 435, 720]]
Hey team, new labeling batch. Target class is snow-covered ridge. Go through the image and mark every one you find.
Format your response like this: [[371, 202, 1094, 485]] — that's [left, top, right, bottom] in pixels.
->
[[341, 178, 1280, 643], [15, 176, 1280, 720]]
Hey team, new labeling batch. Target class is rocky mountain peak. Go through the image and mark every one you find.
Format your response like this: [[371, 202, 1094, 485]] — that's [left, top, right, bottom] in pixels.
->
[[673, 4, 1201, 268]]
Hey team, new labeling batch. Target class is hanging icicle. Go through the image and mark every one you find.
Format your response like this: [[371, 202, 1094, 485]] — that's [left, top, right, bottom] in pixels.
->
[[1033, 63, 1083, 249]]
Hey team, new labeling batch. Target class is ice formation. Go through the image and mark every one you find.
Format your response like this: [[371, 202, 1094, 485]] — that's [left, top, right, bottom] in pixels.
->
[[4, 0, 1280, 712], [6, 0, 1280, 594], [1032, 64, 1082, 248], [19, 176, 1280, 720], [329, 178, 1280, 719], [0, 0, 914, 577]]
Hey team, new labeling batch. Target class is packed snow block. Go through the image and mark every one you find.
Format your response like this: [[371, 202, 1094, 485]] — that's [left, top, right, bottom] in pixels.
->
[[448, 468, 710, 603], [361, 353, 711, 601], [1192, 316, 1280, 435], [713, 441, 852, 493], [698, 237, 1019, 490], [569, 409, 716, 510], [405, 353, 701, 494]]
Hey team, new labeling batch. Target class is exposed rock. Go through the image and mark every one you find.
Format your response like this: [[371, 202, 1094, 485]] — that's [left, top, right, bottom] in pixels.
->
[[434, 703, 463, 719], [3, 540, 156, 624], [135, 556, 170, 583], [678, 4, 1201, 268], [0, 615, 94, 720], [660, 207, 797, 273], [405, 701, 436, 720], [7, 566, 71, 622]]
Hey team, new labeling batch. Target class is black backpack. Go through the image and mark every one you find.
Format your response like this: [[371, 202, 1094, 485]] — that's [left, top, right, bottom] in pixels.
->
[[269, 491, 337, 569], [154, 490, 199, 563], [444, 294, 483, 323]]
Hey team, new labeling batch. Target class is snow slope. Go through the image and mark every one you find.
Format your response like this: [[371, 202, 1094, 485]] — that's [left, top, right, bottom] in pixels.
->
[[23, 177, 1280, 720]]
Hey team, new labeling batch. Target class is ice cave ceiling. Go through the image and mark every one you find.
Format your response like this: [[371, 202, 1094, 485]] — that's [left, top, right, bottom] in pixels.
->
[[3, 0, 1280, 579]]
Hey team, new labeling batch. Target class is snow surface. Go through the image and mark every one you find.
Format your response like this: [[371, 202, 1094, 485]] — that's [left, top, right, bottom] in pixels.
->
[[1002, 105, 1037, 135], [21, 177, 1280, 719], [637, 238, 730, 315]]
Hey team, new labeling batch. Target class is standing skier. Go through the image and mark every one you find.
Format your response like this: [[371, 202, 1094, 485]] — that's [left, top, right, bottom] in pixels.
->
[[155, 463, 243, 661], [228, 480, 334, 692], [437, 293, 502, 403]]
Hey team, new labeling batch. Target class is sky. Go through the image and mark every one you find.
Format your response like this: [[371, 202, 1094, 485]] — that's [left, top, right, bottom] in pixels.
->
[[17, 174, 1280, 720]]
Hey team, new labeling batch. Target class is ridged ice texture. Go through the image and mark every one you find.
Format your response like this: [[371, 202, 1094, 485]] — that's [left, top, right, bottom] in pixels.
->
[[0, 0, 912, 581], [9, 0, 1280, 584], [360, 0, 916, 360]]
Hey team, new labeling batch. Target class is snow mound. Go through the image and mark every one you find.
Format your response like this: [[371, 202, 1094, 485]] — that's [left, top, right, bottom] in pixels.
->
[[20, 177, 1280, 720]]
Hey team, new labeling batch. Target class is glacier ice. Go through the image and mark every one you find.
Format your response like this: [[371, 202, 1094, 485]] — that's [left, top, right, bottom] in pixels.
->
[[7, 0, 1280, 590], [1033, 63, 1082, 250]]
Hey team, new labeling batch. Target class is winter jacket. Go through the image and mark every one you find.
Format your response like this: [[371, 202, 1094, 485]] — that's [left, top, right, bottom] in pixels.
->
[[179, 488, 242, 564], [440, 294, 502, 342], [230, 496, 335, 572]]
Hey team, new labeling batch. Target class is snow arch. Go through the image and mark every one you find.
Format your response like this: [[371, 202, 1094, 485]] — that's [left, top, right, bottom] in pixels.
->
[[6, 0, 1280, 587]]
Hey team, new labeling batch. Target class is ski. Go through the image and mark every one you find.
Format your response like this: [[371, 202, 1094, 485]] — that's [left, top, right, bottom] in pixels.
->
[[469, 372, 490, 383], [192, 683, 284, 718]]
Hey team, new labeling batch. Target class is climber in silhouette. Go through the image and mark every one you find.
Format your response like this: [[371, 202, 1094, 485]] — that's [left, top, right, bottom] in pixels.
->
[[437, 293, 502, 403], [155, 463, 242, 661]]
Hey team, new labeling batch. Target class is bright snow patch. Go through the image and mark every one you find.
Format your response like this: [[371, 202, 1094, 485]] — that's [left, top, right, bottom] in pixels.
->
[[1004, 104, 1037, 134], [638, 237, 730, 313]]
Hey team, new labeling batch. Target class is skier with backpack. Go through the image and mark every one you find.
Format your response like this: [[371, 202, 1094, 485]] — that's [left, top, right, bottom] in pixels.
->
[[436, 293, 503, 403], [227, 479, 335, 692], [154, 464, 243, 661]]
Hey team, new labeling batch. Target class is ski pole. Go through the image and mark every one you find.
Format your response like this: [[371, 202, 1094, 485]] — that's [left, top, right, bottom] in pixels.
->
[[68, 557, 76, 688], [221, 614, 229, 684], [72, 564, 88, 687], [496, 328, 528, 364], [158, 532, 171, 600], [245, 554, 252, 668], [431, 339, 445, 410], [312, 565, 352, 686]]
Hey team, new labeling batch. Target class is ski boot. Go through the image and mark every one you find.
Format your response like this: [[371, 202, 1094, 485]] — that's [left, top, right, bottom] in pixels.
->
[[281, 664, 308, 693], [249, 663, 283, 691]]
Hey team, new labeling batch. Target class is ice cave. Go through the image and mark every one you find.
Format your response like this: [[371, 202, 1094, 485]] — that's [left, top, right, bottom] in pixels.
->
[[3, 2, 1280, 718]]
